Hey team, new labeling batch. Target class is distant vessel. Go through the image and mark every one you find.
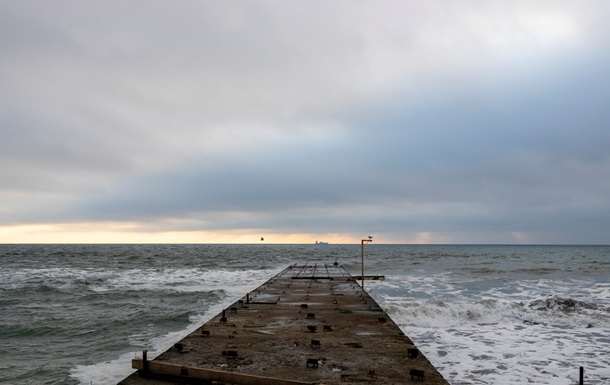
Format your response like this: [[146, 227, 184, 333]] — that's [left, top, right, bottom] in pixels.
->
[[315, 241, 329, 245]]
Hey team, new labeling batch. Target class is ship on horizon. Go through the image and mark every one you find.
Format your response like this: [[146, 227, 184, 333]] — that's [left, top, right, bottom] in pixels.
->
[[315, 240, 329, 245]]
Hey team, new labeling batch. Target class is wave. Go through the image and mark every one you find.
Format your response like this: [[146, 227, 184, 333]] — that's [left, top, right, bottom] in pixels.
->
[[377, 295, 610, 330], [0, 266, 283, 294], [69, 286, 261, 385], [380, 298, 511, 328], [3, 244, 608, 385], [529, 295, 600, 312]]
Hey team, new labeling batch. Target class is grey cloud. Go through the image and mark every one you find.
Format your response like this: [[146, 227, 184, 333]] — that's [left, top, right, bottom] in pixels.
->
[[62, 45, 610, 242], [2, 1, 610, 243]]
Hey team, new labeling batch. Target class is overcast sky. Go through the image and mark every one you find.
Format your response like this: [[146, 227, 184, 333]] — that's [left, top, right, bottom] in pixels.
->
[[1, 1, 609, 244]]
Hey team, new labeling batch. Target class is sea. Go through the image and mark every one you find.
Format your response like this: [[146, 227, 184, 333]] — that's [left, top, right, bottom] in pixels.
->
[[1, 244, 609, 385]]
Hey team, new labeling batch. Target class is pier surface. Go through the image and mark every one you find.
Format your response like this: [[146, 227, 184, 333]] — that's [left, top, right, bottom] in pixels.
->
[[118, 264, 449, 385]]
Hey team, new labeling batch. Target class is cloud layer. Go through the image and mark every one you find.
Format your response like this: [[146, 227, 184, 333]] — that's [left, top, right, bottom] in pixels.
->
[[2, 1, 609, 243]]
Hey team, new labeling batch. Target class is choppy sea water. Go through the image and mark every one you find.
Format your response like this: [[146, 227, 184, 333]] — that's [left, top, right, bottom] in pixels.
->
[[0, 244, 608, 384]]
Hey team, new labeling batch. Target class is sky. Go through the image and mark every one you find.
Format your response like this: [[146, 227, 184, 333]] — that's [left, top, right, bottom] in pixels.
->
[[1, 1, 609, 244]]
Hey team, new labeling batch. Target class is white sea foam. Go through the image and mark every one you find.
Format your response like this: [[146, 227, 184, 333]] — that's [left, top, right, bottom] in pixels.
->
[[63, 246, 610, 385], [72, 270, 610, 384], [93, 267, 274, 293], [0, 267, 113, 290], [70, 267, 283, 385], [1, 266, 284, 295], [404, 320, 609, 385], [368, 275, 610, 385], [586, 283, 610, 301]]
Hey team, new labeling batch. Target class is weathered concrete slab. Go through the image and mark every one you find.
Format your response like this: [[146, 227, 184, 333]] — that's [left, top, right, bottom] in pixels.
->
[[118, 264, 449, 385]]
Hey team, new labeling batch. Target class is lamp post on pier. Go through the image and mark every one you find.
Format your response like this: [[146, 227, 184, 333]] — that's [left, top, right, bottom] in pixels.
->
[[361, 236, 373, 288]]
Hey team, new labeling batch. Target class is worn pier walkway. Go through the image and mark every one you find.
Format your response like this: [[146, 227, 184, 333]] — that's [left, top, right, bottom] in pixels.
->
[[118, 264, 449, 385]]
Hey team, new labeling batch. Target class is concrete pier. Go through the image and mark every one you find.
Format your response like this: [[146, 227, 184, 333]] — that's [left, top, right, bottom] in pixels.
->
[[118, 264, 449, 385]]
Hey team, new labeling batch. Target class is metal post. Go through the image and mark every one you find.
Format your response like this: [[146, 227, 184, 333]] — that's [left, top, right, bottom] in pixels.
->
[[580, 366, 584, 385], [142, 350, 148, 372], [361, 241, 364, 288], [361, 237, 372, 288]]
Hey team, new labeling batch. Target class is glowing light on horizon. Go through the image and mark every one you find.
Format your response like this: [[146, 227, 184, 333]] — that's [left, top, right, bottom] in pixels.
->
[[0, 223, 377, 244]]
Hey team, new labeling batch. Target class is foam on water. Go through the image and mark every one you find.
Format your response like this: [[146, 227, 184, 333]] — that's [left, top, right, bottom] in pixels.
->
[[368, 273, 610, 384], [409, 320, 610, 385], [70, 266, 283, 385], [95, 268, 273, 293], [2, 244, 608, 385]]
